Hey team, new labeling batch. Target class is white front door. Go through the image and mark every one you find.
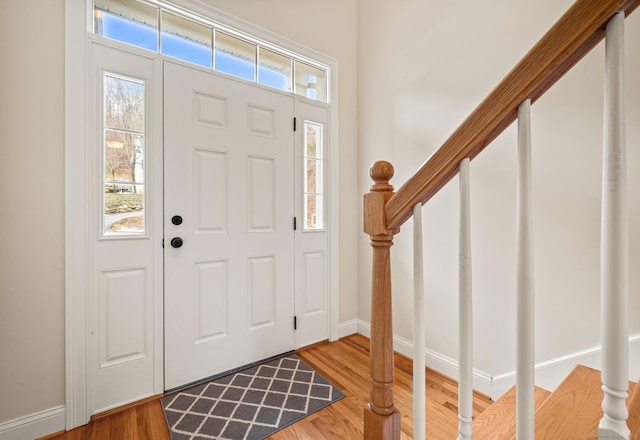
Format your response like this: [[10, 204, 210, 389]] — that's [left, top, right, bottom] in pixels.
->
[[164, 62, 295, 390]]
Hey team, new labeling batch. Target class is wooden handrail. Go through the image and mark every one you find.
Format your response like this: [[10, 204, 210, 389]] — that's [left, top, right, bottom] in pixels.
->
[[365, 1, 639, 439], [384, 0, 640, 230]]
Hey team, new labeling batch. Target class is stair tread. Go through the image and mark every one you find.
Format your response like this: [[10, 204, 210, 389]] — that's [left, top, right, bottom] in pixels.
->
[[473, 385, 551, 439], [535, 365, 636, 439], [474, 365, 638, 439]]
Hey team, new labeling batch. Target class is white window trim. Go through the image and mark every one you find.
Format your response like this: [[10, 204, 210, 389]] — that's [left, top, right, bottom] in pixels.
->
[[65, 0, 340, 429]]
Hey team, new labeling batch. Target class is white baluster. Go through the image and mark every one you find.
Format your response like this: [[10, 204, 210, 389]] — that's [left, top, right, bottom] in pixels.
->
[[413, 203, 426, 440], [599, 11, 630, 440], [516, 98, 535, 440], [458, 158, 473, 440]]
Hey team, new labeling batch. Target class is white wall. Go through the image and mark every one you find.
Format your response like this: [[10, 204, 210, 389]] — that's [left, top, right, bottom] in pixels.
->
[[358, 0, 640, 385], [0, 0, 66, 425]]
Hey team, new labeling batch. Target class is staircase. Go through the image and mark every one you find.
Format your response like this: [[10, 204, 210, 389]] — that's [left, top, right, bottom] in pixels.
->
[[362, 0, 640, 438], [473, 366, 640, 439]]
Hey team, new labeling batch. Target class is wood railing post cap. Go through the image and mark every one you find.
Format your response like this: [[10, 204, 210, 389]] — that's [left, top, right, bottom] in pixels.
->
[[370, 161, 394, 191]]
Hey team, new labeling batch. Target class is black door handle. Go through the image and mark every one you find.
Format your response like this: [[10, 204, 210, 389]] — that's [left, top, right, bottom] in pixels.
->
[[171, 237, 183, 248]]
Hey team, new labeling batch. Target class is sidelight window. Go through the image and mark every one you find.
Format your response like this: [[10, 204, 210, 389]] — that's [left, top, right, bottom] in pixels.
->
[[103, 73, 146, 236], [303, 121, 324, 230]]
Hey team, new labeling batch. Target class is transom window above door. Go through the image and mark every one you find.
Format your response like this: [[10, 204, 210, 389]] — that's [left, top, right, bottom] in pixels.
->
[[93, 0, 329, 102]]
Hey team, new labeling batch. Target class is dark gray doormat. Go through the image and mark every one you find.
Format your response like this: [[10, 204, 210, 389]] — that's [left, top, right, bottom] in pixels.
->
[[161, 354, 345, 440]]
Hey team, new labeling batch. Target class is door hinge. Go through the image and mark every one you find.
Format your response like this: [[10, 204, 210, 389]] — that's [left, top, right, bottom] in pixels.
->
[[162, 238, 165, 248], [293, 217, 297, 231], [293, 117, 297, 131], [294, 316, 298, 330]]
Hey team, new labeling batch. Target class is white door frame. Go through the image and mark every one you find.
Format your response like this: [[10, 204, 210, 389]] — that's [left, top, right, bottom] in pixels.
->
[[65, 0, 340, 429]]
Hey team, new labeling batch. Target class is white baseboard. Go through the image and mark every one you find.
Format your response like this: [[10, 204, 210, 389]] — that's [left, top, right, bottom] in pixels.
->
[[356, 320, 498, 398], [0, 406, 65, 440], [356, 319, 640, 401], [491, 332, 640, 400], [338, 319, 358, 338]]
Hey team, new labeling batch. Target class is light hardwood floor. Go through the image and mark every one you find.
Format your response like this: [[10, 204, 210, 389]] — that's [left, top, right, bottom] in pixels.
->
[[43, 334, 493, 439]]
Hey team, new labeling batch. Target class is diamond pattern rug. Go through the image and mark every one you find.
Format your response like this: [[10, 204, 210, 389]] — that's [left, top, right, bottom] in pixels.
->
[[161, 354, 345, 440]]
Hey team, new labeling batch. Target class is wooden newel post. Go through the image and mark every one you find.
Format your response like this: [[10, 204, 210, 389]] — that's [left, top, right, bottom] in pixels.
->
[[364, 161, 401, 440]]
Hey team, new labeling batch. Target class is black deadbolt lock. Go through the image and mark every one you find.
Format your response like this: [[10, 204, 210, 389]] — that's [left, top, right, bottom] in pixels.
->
[[171, 215, 183, 225]]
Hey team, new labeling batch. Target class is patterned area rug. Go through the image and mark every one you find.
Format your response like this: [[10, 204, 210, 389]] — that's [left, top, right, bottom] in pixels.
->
[[161, 354, 345, 440]]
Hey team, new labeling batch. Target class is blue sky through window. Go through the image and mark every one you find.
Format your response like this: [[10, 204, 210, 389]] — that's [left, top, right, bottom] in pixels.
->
[[259, 66, 289, 91], [215, 50, 255, 81], [162, 32, 212, 68], [98, 10, 294, 93], [100, 13, 157, 51]]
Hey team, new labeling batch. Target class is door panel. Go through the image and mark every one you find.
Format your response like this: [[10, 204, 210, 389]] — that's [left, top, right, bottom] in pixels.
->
[[193, 149, 227, 232], [164, 62, 295, 390], [89, 43, 159, 414], [294, 100, 330, 348]]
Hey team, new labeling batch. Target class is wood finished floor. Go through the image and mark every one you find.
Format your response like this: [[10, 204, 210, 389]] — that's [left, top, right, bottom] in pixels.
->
[[44, 334, 493, 439]]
